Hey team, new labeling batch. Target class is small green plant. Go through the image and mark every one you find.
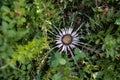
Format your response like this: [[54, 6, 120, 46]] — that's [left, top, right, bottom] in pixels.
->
[[0, 37, 49, 80], [41, 51, 80, 80], [0, 0, 59, 79]]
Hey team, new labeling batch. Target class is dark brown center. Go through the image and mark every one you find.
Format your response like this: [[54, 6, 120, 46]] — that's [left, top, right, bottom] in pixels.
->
[[62, 34, 72, 45]]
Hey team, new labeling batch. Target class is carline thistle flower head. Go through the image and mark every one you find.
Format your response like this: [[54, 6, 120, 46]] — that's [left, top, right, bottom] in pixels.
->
[[55, 28, 79, 52]]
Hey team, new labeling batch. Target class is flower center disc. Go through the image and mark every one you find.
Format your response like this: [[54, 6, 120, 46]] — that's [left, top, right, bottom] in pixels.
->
[[62, 34, 72, 45]]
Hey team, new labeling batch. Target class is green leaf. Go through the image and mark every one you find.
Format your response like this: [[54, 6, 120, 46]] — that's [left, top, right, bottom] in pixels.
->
[[2, 21, 9, 29], [15, 30, 28, 41], [51, 60, 59, 67], [69, 0, 73, 2], [58, 58, 66, 65], [27, 64, 32, 70], [1, 6, 10, 12], [52, 73, 62, 80], [96, 39, 100, 44], [6, 30, 16, 38], [2, 16, 11, 22], [97, 7, 103, 12], [107, 49, 114, 58], [20, 17, 26, 23], [93, 71, 103, 79], [115, 17, 120, 25], [74, 48, 86, 59], [55, 52, 61, 59]]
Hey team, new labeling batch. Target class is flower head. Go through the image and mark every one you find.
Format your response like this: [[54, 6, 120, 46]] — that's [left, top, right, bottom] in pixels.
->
[[55, 28, 79, 52]]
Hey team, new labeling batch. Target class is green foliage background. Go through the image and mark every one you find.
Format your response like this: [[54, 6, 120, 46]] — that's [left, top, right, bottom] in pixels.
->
[[0, 0, 120, 80]]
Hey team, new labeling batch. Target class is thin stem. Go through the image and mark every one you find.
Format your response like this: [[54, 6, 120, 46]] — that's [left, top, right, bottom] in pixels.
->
[[50, 23, 60, 33], [95, 0, 98, 7], [48, 30, 56, 36], [78, 45, 100, 54], [76, 22, 85, 32], [68, 46, 79, 69], [37, 46, 57, 73], [70, 17, 74, 28], [77, 42, 91, 47]]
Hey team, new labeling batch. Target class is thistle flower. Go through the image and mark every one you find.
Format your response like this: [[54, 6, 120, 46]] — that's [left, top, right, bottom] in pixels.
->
[[55, 28, 79, 52]]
